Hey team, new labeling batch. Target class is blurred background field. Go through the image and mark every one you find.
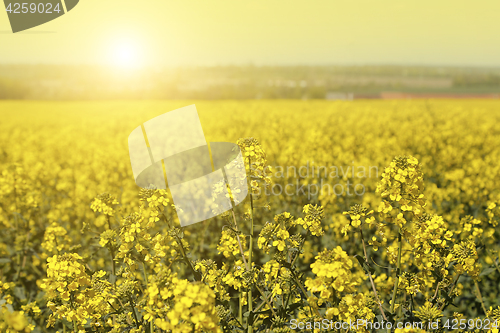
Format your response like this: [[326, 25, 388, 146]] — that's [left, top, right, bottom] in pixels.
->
[[2, 98, 500, 219], [0, 65, 499, 100]]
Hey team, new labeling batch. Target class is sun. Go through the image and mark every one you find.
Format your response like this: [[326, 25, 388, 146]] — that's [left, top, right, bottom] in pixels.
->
[[110, 40, 142, 69]]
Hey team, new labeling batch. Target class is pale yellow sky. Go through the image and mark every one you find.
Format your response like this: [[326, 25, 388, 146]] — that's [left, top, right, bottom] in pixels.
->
[[1, 0, 500, 67]]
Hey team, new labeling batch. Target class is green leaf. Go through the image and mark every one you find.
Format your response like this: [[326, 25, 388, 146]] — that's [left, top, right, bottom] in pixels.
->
[[244, 311, 255, 325], [0, 258, 11, 264], [442, 292, 457, 309], [355, 255, 375, 275], [354, 254, 366, 266], [480, 267, 496, 277], [253, 309, 273, 316], [287, 302, 303, 312], [14, 287, 26, 301]]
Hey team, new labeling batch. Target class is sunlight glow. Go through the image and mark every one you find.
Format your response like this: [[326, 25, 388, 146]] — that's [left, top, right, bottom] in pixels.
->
[[110, 40, 142, 68]]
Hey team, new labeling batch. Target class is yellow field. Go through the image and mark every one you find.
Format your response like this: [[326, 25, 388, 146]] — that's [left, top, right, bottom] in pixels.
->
[[0, 100, 500, 332]]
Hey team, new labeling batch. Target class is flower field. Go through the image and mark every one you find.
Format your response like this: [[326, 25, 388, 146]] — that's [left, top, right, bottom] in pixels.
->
[[1, 99, 500, 332]]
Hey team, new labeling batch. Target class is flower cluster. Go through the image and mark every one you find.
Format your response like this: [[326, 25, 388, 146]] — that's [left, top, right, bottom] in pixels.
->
[[40, 254, 112, 329], [341, 204, 375, 234], [154, 278, 220, 332], [91, 193, 119, 216], [305, 246, 362, 303], [0, 307, 33, 333], [452, 240, 480, 278], [326, 293, 376, 324], [258, 205, 324, 260], [194, 260, 229, 301], [376, 155, 426, 216], [41, 221, 73, 255], [265, 264, 296, 299], [457, 215, 484, 241], [258, 212, 297, 253], [139, 187, 170, 224], [218, 229, 246, 258], [116, 212, 151, 267], [408, 213, 454, 274], [236, 137, 272, 197], [221, 260, 257, 290], [414, 301, 443, 324], [487, 306, 500, 322], [486, 201, 500, 227], [399, 272, 425, 296], [296, 204, 325, 236]]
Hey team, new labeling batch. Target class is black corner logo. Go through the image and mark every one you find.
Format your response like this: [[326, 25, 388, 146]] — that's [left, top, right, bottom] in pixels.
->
[[4, 0, 79, 33]]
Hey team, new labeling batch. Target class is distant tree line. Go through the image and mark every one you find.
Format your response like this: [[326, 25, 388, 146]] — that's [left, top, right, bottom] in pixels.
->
[[0, 65, 499, 100]]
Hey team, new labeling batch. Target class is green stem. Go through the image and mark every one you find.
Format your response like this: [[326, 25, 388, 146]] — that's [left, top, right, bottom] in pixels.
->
[[110, 249, 116, 278], [431, 283, 440, 303], [229, 211, 254, 328], [247, 155, 255, 333], [290, 271, 321, 317], [107, 216, 117, 280], [174, 234, 199, 281], [239, 288, 243, 325], [493, 258, 500, 275], [142, 261, 148, 284], [284, 292, 291, 312], [390, 231, 402, 315], [142, 262, 155, 333], [253, 299, 266, 313], [231, 210, 249, 269], [129, 296, 140, 328], [291, 230, 309, 267], [475, 280, 487, 316], [360, 228, 387, 321], [248, 185, 254, 333], [15, 253, 21, 281], [15, 231, 30, 281], [440, 274, 461, 311], [254, 284, 277, 317], [107, 300, 118, 312], [160, 212, 198, 280], [54, 235, 61, 255]]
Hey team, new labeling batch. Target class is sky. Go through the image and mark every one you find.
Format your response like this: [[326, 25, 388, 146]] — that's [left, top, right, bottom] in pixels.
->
[[1, 0, 500, 67]]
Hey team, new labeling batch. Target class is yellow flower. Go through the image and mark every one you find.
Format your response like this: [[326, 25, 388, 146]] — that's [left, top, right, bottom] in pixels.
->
[[90, 193, 119, 216]]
